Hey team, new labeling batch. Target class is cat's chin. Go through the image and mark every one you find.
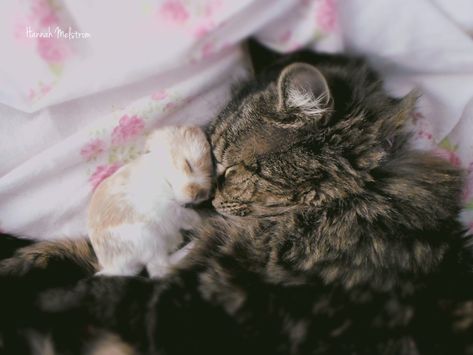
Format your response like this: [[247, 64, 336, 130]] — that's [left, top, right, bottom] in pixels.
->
[[215, 207, 288, 220], [212, 199, 250, 217], [215, 209, 250, 218]]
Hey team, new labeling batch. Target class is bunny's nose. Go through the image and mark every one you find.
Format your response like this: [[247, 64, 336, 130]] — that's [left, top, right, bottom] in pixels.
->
[[185, 183, 209, 203]]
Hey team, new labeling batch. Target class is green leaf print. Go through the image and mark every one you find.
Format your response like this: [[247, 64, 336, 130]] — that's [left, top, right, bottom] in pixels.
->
[[465, 199, 473, 210], [438, 137, 458, 152]]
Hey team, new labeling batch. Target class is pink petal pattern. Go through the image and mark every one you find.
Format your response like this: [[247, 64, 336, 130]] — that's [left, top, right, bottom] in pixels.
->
[[89, 164, 121, 190], [32, 0, 60, 27], [151, 90, 168, 101], [193, 22, 215, 38], [37, 37, 68, 63], [111, 115, 145, 146], [80, 139, 105, 160], [201, 42, 215, 58], [29, 0, 71, 67], [316, 0, 338, 33], [279, 30, 292, 44], [432, 148, 461, 167], [159, 0, 189, 23], [204, 0, 223, 17]]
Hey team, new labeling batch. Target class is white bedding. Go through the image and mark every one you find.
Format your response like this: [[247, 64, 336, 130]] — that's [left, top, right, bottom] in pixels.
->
[[0, 0, 472, 240]]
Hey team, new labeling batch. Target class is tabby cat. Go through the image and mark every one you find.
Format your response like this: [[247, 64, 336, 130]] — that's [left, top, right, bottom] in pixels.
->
[[2, 42, 473, 354]]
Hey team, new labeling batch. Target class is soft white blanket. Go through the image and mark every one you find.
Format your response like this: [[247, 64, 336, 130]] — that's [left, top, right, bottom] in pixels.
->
[[0, 0, 472, 240]]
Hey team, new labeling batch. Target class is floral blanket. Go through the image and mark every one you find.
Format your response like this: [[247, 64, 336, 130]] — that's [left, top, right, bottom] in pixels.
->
[[0, 0, 472, 240]]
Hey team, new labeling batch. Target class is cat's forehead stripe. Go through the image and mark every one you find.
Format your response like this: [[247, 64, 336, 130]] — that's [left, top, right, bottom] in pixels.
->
[[211, 94, 263, 160]]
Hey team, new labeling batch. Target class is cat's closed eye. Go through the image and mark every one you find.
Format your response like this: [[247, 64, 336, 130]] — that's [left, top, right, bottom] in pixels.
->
[[224, 165, 238, 178], [217, 165, 237, 188]]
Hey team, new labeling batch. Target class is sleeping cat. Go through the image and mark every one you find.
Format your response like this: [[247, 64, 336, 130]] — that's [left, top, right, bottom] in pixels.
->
[[88, 126, 212, 278], [2, 43, 473, 354]]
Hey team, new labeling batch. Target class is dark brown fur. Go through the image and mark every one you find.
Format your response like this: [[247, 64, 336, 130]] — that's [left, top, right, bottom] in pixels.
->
[[0, 239, 97, 276]]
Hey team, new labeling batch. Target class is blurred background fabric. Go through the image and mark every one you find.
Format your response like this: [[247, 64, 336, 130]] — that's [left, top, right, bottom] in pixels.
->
[[0, 0, 472, 240]]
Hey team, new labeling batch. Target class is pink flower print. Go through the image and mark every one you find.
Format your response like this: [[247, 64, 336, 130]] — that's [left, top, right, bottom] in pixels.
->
[[37, 37, 68, 63], [89, 164, 122, 191], [416, 130, 433, 141], [151, 90, 168, 101], [164, 101, 178, 111], [201, 42, 215, 58], [80, 139, 106, 161], [411, 112, 435, 145], [159, 0, 189, 24], [39, 82, 52, 95], [279, 30, 292, 44], [194, 25, 208, 38], [31, 0, 59, 27], [111, 115, 145, 146], [204, 0, 223, 17], [316, 0, 338, 33], [28, 88, 36, 101], [193, 21, 215, 38], [432, 148, 461, 167], [14, 17, 31, 43], [411, 111, 424, 124]]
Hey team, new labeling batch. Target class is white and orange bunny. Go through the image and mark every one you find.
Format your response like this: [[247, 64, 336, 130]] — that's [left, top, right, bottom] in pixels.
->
[[88, 126, 213, 278]]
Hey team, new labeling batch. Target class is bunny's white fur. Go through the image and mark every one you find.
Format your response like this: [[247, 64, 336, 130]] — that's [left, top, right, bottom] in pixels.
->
[[88, 126, 212, 278]]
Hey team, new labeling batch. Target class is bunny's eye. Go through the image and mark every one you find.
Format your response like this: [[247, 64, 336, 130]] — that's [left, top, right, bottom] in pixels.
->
[[184, 159, 193, 174]]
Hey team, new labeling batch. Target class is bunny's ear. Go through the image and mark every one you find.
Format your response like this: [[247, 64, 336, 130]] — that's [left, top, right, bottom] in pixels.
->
[[276, 63, 332, 117]]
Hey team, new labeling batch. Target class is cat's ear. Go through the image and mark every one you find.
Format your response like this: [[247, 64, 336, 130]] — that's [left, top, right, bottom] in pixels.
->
[[391, 89, 420, 127], [380, 89, 420, 137], [276, 63, 332, 118]]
